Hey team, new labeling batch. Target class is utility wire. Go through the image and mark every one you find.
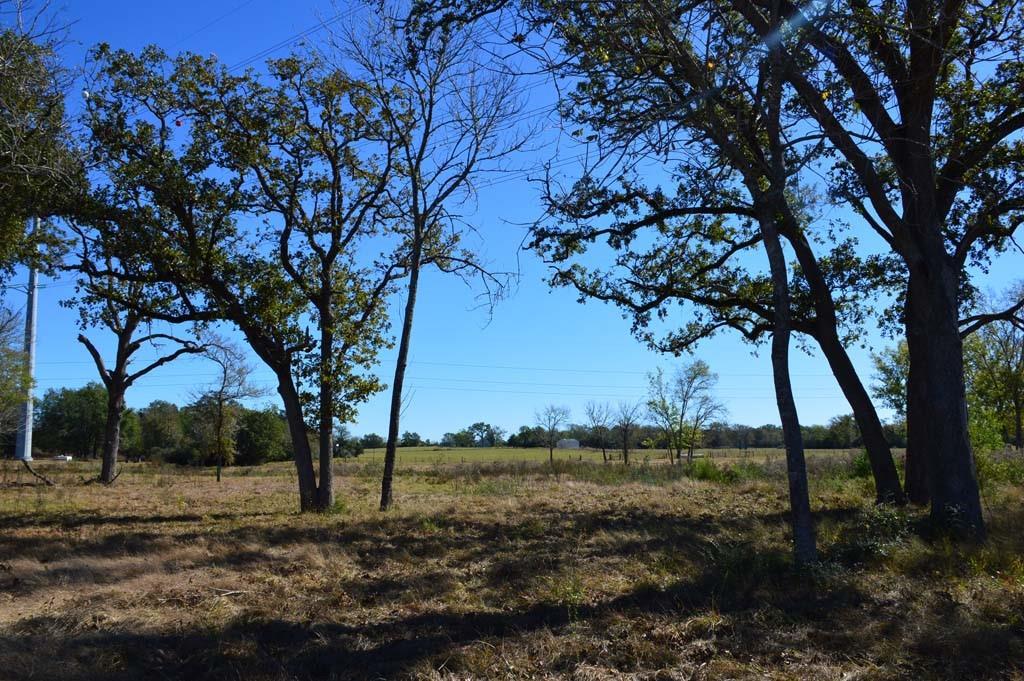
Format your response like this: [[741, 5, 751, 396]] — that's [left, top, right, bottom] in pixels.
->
[[169, 0, 261, 49]]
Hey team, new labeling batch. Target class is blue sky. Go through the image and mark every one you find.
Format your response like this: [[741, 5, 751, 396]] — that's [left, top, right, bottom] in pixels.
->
[[4, 0, 1021, 440]]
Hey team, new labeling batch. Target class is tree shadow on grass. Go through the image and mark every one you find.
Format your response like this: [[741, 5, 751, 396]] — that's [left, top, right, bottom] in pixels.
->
[[3, 543, 1019, 681], [3, 502, 1022, 679]]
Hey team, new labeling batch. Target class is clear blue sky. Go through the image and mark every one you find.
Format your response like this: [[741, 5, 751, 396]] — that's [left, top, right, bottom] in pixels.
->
[[5, 1, 1021, 440]]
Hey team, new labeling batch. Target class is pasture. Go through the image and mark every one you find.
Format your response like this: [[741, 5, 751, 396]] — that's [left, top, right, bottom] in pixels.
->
[[357, 446, 861, 466], [1, 453, 1023, 680]]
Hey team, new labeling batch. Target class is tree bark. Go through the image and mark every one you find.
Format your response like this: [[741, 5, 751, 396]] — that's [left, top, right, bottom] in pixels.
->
[[318, 320, 335, 512], [780, 214, 905, 505], [762, 218, 817, 564], [381, 234, 423, 511], [215, 400, 225, 483], [904, 319, 930, 504], [1013, 398, 1022, 450], [276, 372, 319, 512], [758, 43, 817, 559], [99, 387, 125, 484], [813, 323, 906, 504], [906, 260, 985, 539]]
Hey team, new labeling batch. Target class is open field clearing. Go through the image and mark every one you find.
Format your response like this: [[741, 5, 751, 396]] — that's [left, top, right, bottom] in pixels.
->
[[357, 447, 867, 466], [2, 456, 1023, 680]]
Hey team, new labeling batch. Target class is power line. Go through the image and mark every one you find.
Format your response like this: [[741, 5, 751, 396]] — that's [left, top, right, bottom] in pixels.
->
[[404, 383, 848, 400], [226, 5, 365, 72], [170, 0, 261, 49], [408, 359, 833, 377]]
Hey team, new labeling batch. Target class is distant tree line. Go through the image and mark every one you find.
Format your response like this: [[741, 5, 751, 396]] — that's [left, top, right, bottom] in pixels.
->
[[503, 416, 905, 453], [13, 382, 368, 467]]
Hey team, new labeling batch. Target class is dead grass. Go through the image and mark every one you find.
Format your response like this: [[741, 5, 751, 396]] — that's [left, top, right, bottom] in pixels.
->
[[0, 457, 1022, 680]]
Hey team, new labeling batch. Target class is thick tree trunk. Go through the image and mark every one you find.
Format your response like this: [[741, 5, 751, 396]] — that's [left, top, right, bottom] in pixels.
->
[[814, 324, 906, 504], [904, 328, 930, 504], [99, 388, 125, 484], [906, 261, 985, 539], [381, 243, 422, 511], [277, 373, 319, 512]]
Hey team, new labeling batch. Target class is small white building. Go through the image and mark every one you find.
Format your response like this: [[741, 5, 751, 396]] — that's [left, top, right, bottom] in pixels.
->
[[556, 438, 580, 449]]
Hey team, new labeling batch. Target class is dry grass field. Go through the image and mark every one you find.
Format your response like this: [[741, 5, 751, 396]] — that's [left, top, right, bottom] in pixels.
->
[[2, 454, 1023, 680]]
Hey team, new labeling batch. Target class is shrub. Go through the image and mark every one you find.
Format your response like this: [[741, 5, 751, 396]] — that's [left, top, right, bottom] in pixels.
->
[[848, 450, 873, 479], [975, 448, 1024, 488], [686, 458, 740, 483]]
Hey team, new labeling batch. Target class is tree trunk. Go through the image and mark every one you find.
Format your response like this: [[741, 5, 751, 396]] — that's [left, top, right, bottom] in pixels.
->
[[904, 328, 930, 504], [1014, 398, 1022, 450], [99, 388, 125, 484], [781, 210, 905, 505], [318, 324, 335, 512], [906, 261, 985, 539], [277, 373, 318, 512], [216, 401, 224, 483], [814, 324, 906, 504], [760, 202, 817, 563], [548, 445, 554, 463], [381, 240, 422, 511]]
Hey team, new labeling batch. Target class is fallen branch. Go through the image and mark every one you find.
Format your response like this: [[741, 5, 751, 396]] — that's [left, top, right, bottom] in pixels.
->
[[21, 460, 55, 486], [96, 467, 123, 485]]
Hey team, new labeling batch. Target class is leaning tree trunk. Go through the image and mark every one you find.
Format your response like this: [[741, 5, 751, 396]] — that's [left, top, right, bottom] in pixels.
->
[[276, 372, 319, 512], [99, 387, 125, 484], [782, 215, 905, 505], [761, 205, 817, 563], [381, 235, 423, 511], [906, 258, 985, 539], [813, 324, 906, 504]]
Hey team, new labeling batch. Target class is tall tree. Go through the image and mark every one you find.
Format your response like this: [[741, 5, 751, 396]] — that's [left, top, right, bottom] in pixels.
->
[[0, 1, 80, 279], [0, 306, 29, 436], [417, 0, 907, 509], [81, 47, 400, 511], [71, 268, 205, 483], [333, 6, 522, 511], [721, 0, 1024, 538]]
